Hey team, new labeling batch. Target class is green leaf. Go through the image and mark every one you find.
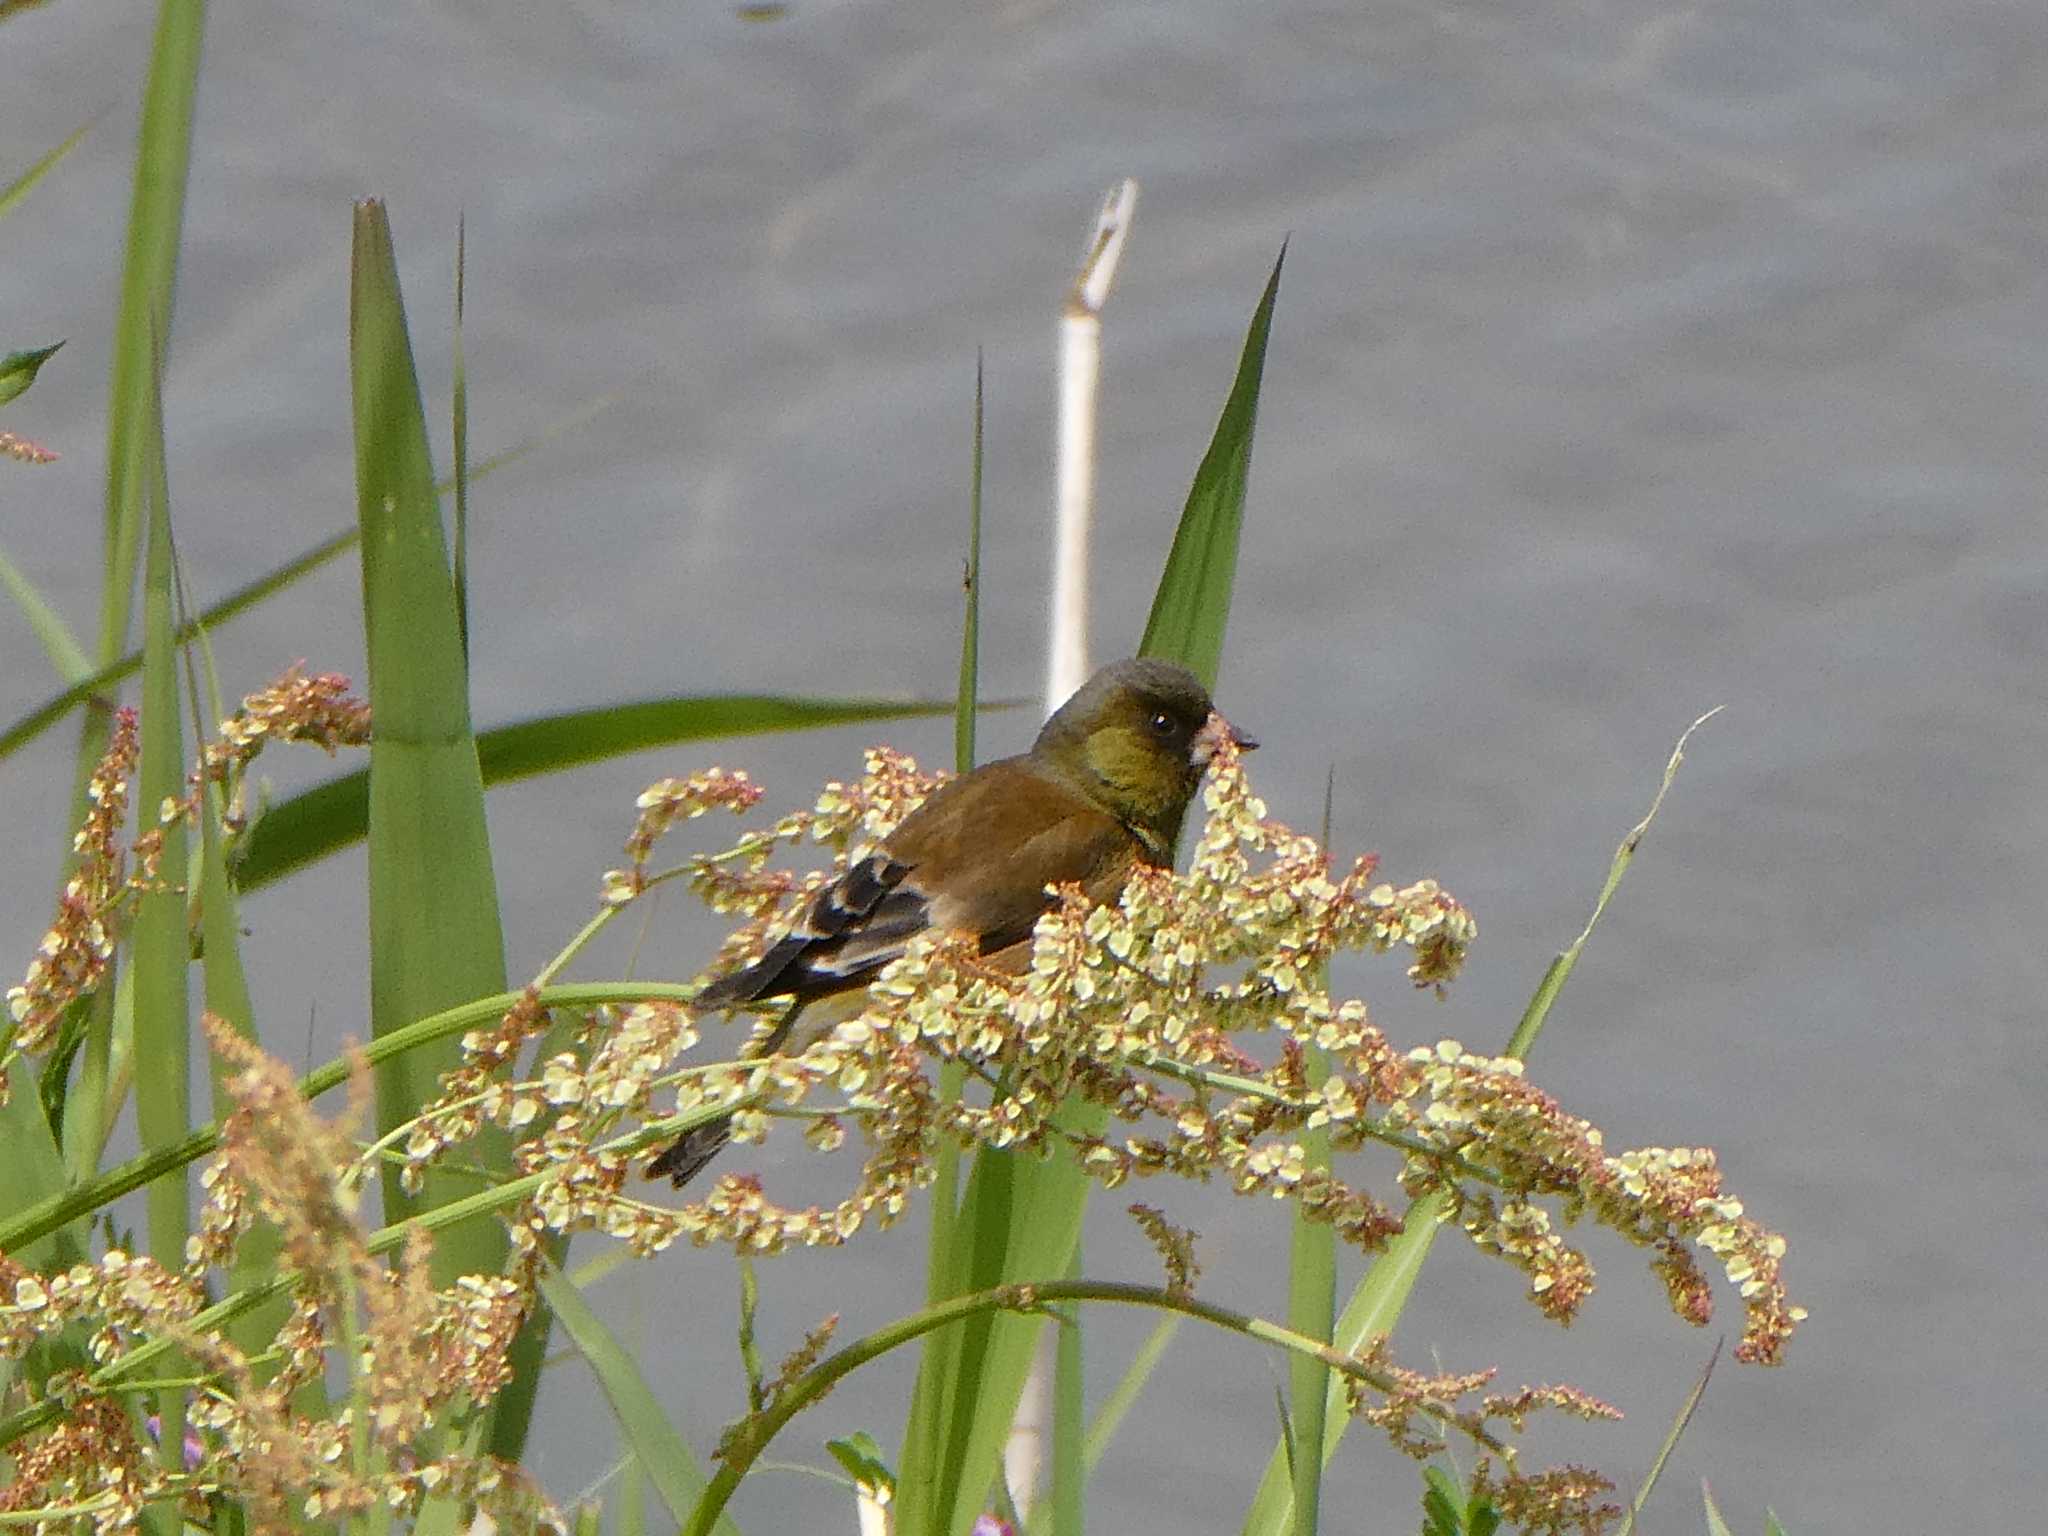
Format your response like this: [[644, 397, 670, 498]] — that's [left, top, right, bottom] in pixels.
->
[[58, 0, 202, 988], [1286, 1037, 1335, 1536], [0, 1070, 79, 1271], [132, 330, 191, 1484], [0, 528, 356, 763], [451, 215, 471, 658], [1050, 1249, 1085, 1536], [0, 537, 91, 685], [1421, 1467, 1461, 1536], [1239, 1192, 1450, 1535], [96, 0, 202, 673], [1702, 1481, 1736, 1536], [174, 547, 301, 1396], [957, 350, 983, 773], [0, 121, 93, 223], [0, 342, 63, 408], [352, 199, 525, 1462], [0, 405, 610, 765], [536, 1263, 743, 1536], [1139, 244, 1284, 689], [1763, 1512, 1791, 1536], [232, 692, 972, 890], [1080, 1315, 1180, 1474], [895, 1104, 1102, 1536], [1618, 1339, 1721, 1536], [902, 254, 1285, 1536], [1242, 713, 1720, 1536]]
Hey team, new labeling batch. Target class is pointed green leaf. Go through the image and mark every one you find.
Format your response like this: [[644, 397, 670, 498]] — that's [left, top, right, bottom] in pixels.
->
[[0, 405, 606, 765], [1702, 1482, 1736, 1536], [97, 0, 203, 671], [0, 529, 356, 762], [132, 335, 191, 1481], [0, 1075, 78, 1271], [350, 193, 510, 1248], [1242, 716, 1719, 1536], [0, 537, 91, 685], [0, 121, 93, 223], [904, 256, 1285, 1536], [1139, 244, 1284, 688], [0, 342, 63, 408], [231, 693, 971, 890], [536, 1264, 743, 1536]]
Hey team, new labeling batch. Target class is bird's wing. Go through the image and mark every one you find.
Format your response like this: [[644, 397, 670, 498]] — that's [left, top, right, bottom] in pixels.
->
[[696, 757, 1143, 1008]]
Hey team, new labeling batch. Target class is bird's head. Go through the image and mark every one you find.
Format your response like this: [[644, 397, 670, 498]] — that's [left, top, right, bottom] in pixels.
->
[[1035, 657, 1256, 858]]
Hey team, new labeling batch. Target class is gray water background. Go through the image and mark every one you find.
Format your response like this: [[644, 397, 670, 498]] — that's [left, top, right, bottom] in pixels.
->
[[7, 0, 2047, 1530]]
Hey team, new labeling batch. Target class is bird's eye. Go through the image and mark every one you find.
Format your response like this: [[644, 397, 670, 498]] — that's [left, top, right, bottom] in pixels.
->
[[1149, 711, 1176, 738]]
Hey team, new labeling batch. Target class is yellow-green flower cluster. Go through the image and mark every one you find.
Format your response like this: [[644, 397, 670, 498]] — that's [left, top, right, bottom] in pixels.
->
[[575, 739, 1801, 1362], [1385, 1038, 1803, 1364]]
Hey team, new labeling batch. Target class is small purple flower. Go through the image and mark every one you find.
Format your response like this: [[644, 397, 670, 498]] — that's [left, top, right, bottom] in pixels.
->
[[142, 1413, 205, 1472]]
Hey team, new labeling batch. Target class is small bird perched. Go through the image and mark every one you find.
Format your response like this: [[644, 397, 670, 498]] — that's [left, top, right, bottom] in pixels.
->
[[648, 656, 1255, 1186]]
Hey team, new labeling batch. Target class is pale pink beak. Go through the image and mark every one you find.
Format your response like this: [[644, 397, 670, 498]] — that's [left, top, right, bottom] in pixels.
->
[[1193, 711, 1257, 765]]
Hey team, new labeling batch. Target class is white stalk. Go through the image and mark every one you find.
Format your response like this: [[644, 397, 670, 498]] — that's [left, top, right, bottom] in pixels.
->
[[855, 1486, 891, 1536], [1009, 180, 1139, 1529], [1045, 177, 1138, 714]]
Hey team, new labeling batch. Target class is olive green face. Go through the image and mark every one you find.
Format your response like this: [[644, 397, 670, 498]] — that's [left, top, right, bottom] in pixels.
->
[[1032, 658, 1223, 850], [1073, 670, 1216, 845]]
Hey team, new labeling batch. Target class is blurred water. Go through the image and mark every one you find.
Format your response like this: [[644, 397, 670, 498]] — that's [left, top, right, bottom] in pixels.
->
[[7, 0, 2047, 1530]]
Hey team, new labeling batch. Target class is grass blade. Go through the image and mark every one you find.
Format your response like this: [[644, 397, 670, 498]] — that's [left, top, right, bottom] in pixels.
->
[[957, 350, 983, 773], [0, 537, 91, 684], [231, 692, 974, 890], [96, 0, 203, 673], [1617, 1339, 1722, 1536], [0, 120, 93, 223], [1504, 707, 1724, 1059], [904, 354, 986, 1526], [895, 1127, 1097, 1536], [451, 214, 470, 658], [1, 529, 356, 762], [1240, 711, 1724, 1536], [1080, 1316, 1181, 1475], [351, 195, 510, 1244], [1286, 1049, 1335, 1536], [170, 539, 299, 1389], [59, 0, 202, 966], [353, 198, 530, 1460], [1702, 1482, 1736, 1536], [0, 407, 610, 765], [0, 1075, 79, 1270], [131, 337, 190, 1482], [1049, 1260, 1085, 1536], [536, 1263, 743, 1536], [901, 257, 1283, 1535], [1138, 244, 1284, 689]]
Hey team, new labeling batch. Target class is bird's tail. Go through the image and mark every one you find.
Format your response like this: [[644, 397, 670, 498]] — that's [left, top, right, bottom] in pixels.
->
[[644, 1000, 806, 1189], [646, 1113, 734, 1187]]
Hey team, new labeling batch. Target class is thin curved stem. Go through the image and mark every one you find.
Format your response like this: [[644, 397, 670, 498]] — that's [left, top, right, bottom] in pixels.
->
[[685, 1277, 1502, 1536]]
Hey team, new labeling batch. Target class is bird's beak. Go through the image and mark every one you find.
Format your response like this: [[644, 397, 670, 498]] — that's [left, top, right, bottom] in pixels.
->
[[1194, 711, 1257, 764]]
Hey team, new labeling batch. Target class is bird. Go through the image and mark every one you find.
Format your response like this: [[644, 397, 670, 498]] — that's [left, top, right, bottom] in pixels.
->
[[647, 656, 1255, 1186]]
